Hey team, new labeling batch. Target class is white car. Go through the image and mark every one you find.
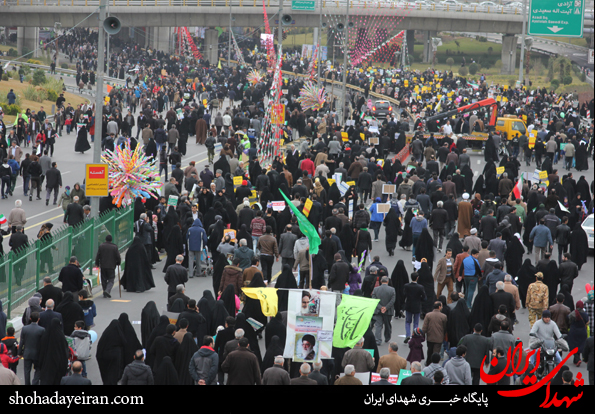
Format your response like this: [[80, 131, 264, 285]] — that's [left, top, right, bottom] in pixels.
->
[[582, 214, 594, 250], [441, 0, 460, 5]]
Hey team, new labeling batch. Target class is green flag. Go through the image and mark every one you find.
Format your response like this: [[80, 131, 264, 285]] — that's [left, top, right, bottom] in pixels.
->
[[279, 190, 321, 255], [333, 294, 379, 348]]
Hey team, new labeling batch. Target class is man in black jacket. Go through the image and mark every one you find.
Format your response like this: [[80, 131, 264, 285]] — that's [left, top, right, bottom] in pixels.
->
[[58, 256, 84, 298], [28, 155, 43, 201], [176, 300, 208, 341], [121, 350, 154, 385], [95, 235, 122, 298], [430, 200, 449, 252], [480, 209, 498, 242], [164, 255, 188, 300], [403, 272, 427, 343], [44, 162, 62, 206], [37, 276, 63, 308], [458, 323, 492, 385], [328, 253, 350, 292], [554, 217, 572, 263], [18, 312, 45, 385], [0, 159, 12, 199], [65, 196, 85, 227], [20, 153, 32, 197], [9, 225, 28, 285]]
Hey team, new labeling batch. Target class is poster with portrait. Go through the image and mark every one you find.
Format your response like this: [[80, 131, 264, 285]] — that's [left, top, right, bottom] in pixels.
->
[[283, 289, 336, 360]]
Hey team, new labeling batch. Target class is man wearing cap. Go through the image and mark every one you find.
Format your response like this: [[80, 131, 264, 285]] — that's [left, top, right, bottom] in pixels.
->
[[463, 229, 481, 253], [457, 193, 473, 237], [526, 272, 549, 327], [95, 235, 122, 298]]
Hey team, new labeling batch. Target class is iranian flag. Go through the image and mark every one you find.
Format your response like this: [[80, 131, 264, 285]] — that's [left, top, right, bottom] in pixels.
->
[[513, 173, 523, 200], [0, 214, 6, 225]]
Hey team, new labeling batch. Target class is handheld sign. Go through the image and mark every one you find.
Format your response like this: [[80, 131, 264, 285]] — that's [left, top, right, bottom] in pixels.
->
[[271, 201, 286, 211], [382, 184, 396, 195], [377, 203, 391, 214], [168, 195, 179, 207], [338, 181, 350, 196]]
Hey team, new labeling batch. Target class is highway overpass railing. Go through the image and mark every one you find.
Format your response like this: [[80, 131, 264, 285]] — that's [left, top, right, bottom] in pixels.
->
[[0, 204, 134, 318], [0, 0, 538, 15]]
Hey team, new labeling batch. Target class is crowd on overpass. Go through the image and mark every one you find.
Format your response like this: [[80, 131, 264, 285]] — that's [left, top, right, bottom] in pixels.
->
[[0, 27, 594, 387]]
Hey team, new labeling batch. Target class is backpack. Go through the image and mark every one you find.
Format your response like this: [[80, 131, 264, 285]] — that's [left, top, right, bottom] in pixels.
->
[[71, 332, 92, 361]]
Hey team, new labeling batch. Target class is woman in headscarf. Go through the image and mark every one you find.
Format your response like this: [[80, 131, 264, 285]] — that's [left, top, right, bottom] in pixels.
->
[[162, 224, 184, 273], [542, 260, 560, 306], [237, 224, 253, 251], [265, 312, 286, 351], [447, 299, 471, 346], [327, 182, 341, 205], [550, 364, 570, 385], [399, 206, 414, 250], [569, 223, 589, 271], [38, 318, 69, 385], [21, 294, 42, 327], [261, 335, 285, 375], [467, 286, 493, 337], [505, 233, 525, 277], [275, 264, 297, 313], [174, 332, 199, 385], [575, 176, 591, 207], [414, 229, 435, 271], [55, 292, 84, 335], [198, 290, 217, 335], [390, 260, 409, 318], [383, 206, 401, 257], [146, 315, 170, 355], [567, 300, 588, 366], [242, 272, 268, 334], [339, 225, 355, 264], [559, 284, 575, 311], [417, 260, 436, 316], [461, 165, 474, 195], [446, 232, 463, 258], [484, 134, 498, 163], [219, 283, 239, 317], [162, 205, 180, 246], [212, 300, 230, 332], [212, 253, 228, 297], [96, 319, 127, 385], [235, 313, 262, 367], [517, 259, 537, 308], [118, 313, 142, 367], [154, 356, 179, 385], [472, 176, 485, 200], [140, 301, 160, 349], [121, 236, 156, 293], [354, 227, 372, 264], [313, 178, 327, 206]]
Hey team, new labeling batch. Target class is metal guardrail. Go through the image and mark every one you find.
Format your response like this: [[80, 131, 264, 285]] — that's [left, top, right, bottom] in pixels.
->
[[0, 0, 540, 14]]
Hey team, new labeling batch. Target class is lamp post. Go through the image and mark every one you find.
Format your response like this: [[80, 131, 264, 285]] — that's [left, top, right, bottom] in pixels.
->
[[340, 0, 350, 125], [518, 0, 528, 84]]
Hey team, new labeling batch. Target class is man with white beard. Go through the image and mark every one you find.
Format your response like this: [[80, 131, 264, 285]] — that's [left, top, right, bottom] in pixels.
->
[[300, 334, 316, 361]]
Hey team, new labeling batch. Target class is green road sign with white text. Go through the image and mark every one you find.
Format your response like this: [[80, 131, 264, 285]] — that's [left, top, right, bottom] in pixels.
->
[[292, 0, 316, 11], [528, 0, 584, 37]]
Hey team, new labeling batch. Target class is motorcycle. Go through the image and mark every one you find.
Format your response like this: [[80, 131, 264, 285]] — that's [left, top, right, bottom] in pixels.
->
[[531, 333, 567, 380]]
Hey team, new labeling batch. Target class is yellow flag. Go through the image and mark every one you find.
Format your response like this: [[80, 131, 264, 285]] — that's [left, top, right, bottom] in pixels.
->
[[242, 288, 278, 317], [217, 59, 222, 69]]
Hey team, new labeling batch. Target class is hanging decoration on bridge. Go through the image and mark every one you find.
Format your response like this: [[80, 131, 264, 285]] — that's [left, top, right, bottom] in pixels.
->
[[231, 30, 247, 67], [175, 27, 203, 61], [297, 81, 327, 112], [352, 30, 405, 65], [247, 69, 264, 85], [262, 0, 277, 71], [102, 139, 162, 207], [257, 48, 284, 167]]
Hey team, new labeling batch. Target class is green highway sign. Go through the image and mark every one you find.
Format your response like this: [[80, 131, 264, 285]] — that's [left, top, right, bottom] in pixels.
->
[[292, 0, 316, 11], [528, 0, 585, 37]]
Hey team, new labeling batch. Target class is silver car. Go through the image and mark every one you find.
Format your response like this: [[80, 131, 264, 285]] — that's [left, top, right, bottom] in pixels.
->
[[582, 214, 594, 250]]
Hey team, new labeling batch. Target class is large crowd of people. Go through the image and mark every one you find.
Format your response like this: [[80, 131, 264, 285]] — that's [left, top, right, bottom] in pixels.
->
[[0, 26, 594, 387]]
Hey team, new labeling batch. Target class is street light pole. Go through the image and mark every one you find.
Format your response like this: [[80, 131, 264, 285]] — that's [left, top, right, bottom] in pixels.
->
[[278, 0, 284, 53], [228, 2, 232, 67], [92, 0, 107, 218], [317, 0, 323, 86], [518, 0, 528, 85], [106, 2, 110, 78]]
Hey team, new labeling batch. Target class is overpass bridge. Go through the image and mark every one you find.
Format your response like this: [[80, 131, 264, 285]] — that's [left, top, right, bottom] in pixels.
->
[[2, 0, 592, 74]]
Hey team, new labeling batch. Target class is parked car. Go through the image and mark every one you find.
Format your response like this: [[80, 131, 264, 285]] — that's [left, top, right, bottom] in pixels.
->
[[582, 214, 594, 251]]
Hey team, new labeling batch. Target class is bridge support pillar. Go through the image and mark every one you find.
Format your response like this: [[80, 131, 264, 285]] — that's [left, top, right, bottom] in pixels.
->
[[204, 29, 219, 66], [422, 31, 436, 63], [406, 30, 415, 59], [501, 34, 517, 75], [154, 27, 173, 54], [17, 27, 39, 58]]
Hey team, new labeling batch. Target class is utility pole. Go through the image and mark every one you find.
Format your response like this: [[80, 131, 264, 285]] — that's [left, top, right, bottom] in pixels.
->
[[228, 2, 232, 66], [278, 0, 284, 53], [518, 0, 528, 85], [317, 0, 323, 86], [91, 0, 107, 218], [340, 0, 350, 125], [106, 1, 110, 78]]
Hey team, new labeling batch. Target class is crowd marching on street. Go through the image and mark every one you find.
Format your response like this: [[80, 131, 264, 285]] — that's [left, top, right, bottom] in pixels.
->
[[0, 27, 593, 387]]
